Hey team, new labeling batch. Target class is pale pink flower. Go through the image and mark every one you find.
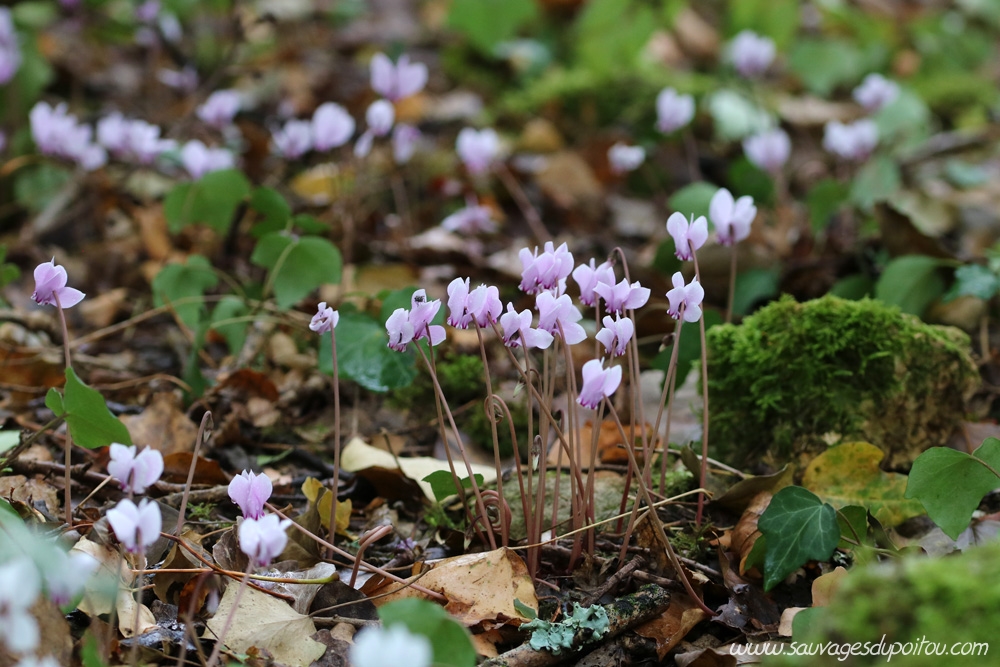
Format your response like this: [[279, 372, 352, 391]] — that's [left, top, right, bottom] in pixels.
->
[[107, 444, 164, 495], [709, 188, 756, 246], [728, 30, 775, 78], [228, 470, 273, 520], [577, 359, 622, 409], [312, 102, 355, 151], [309, 302, 339, 334], [498, 303, 553, 350], [386, 308, 415, 352], [387, 291, 445, 351], [32, 259, 85, 309], [107, 498, 162, 554], [519, 242, 574, 295], [239, 514, 291, 567], [0, 8, 21, 85], [456, 127, 499, 176], [572, 259, 615, 307], [594, 278, 650, 315], [370, 52, 428, 102], [180, 140, 234, 179], [354, 100, 395, 158], [392, 124, 420, 164], [441, 203, 496, 234], [608, 142, 645, 174], [535, 292, 586, 345], [197, 89, 242, 129], [853, 73, 899, 113], [743, 128, 790, 176], [595, 315, 634, 358], [666, 212, 708, 261], [666, 272, 704, 323], [43, 550, 97, 606], [273, 119, 313, 159], [823, 119, 878, 162], [656, 87, 695, 134]]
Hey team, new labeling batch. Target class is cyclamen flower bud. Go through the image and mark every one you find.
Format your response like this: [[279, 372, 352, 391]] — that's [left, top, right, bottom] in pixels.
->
[[228, 470, 272, 519], [309, 302, 339, 334]]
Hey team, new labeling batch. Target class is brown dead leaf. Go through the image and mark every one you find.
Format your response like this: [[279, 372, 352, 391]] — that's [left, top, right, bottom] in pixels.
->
[[161, 452, 229, 485], [636, 593, 710, 659], [778, 607, 805, 637], [120, 392, 199, 456], [672, 7, 719, 59], [363, 548, 538, 627], [135, 204, 173, 260], [0, 474, 61, 517], [79, 287, 128, 330], [811, 566, 847, 607], [553, 420, 658, 468], [729, 491, 772, 576], [534, 151, 603, 210], [675, 646, 738, 667], [217, 369, 280, 402]]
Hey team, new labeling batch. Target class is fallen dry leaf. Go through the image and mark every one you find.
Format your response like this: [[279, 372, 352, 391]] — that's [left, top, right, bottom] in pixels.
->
[[120, 392, 199, 456], [635, 593, 710, 659]]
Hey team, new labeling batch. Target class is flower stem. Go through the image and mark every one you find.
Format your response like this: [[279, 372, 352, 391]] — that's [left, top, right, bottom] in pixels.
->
[[206, 560, 254, 667], [54, 293, 74, 529], [329, 327, 341, 555]]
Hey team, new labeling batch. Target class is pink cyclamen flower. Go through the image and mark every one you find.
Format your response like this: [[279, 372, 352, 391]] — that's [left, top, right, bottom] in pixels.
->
[[666, 212, 708, 261], [608, 143, 645, 175], [456, 127, 499, 176], [446, 278, 472, 328], [0, 8, 21, 85], [594, 278, 650, 315], [32, 259, 85, 308], [595, 315, 634, 358], [392, 124, 420, 164], [386, 308, 415, 351], [29, 102, 106, 171], [239, 514, 292, 567], [370, 52, 428, 102], [577, 359, 622, 409], [852, 73, 899, 113], [107, 444, 164, 495], [447, 279, 501, 329], [312, 102, 355, 151], [180, 140, 234, 179], [742, 128, 790, 176], [666, 272, 704, 323], [519, 242, 574, 295], [197, 89, 242, 129], [228, 470, 273, 520], [309, 302, 339, 334], [499, 303, 553, 350], [273, 119, 313, 159], [409, 289, 446, 344], [354, 100, 395, 158], [709, 188, 756, 246], [107, 498, 162, 554], [728, 30, 775, 78], [823, 119, 878, 162], [441, 203, 496, 234], [655, 87, 695, 134], [572, 259, 615, 307], [0, 557, 41, 654], [535, 292, 586, 345]]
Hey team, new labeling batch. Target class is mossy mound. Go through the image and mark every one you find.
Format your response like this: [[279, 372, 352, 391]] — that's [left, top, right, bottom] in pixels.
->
[[706, 295, 978, 470], [767, 542, 1000, 666]]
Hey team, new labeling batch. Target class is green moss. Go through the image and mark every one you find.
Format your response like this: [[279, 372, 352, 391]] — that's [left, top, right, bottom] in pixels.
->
[[767, 542, 1000, 666], [706, 295, 978, 470]]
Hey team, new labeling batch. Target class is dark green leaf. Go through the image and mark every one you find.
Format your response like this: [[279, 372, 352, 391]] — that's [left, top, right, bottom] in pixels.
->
[[318, 312, 417, 393], [829, 274, 874, 300], [14, 164, 72, 214], [732, 269, 780, 317], [806, 178, 849, 234], [874, 255, 946, 316], [248, 187, 291, 237], [850, 155, 901, 210], [727, 158, 774, 207], [164, 169, 250, 234], [62, 368, 133, 449], [209, 296, 250, 355], [788, 39, 866, 96], [422, 471, 485, 502], [905, 438, 1000, 540], [151, 255, 219, 330], [668, 182, 719, 222], [448, 0, 538, 54], [252, 234, 343, 310], [757, 486, 839, 590], [575, 0, 656, 75], [379, 598, 476, 667]]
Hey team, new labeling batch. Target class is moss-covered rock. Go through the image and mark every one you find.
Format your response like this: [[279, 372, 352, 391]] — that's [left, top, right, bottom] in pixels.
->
[[767, 542, 1000, 666], [706, 295, 978, 470]]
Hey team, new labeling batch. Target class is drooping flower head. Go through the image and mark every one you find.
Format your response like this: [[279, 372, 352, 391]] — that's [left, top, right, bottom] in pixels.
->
[[728, 30, 775, 78], [32, 259, 85, 309], [743, 128, 790, 176], [823, 119, 878, 162], [595, 315, 634, 358], [593, 278, 650, 316], [311, 102, 355, 151], [572, 259, 615, 308], [666, 272, 704, 323], [456, 127, 499, 176], [577, 358, 622, 409], [498, 303, 553, 350], [386, 308, 415, 352], [392, 124, 420, 164], [535, 292, 586, 345], [196, 89, 242, 129], [655, 87, 695, 134], [852, 73, 899, 113], [180, 140, 234, 179], [709, 188, 756, 246], [666, 212, 708, 261], [607, 143, 645, 175], [239, 514, 291, 567], [273, 119, 313, 159], [309, 302, 339, 334], [518, 242, 574, 295], [107, 498, 162, 554], [228, 470, 273, 520], [107, 444, 163, 495], [354, 100, 396, 158], [386, 290, 446, 351], [370, 52, 428, 102]]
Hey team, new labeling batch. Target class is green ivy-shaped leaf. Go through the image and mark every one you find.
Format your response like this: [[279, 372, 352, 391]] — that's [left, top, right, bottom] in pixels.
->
[[318, 311, 417, 393], [422, 471, 485, 503], [874, 255, 946, 317], [378, 598, 476, 667], [757, 486, 839, 590], [45, 368, 132, 449], [248, 186, 292, 237], [251, 233, 342, 310], [163, 169, 251, 235], [668, 182, 719, 222], [151, 255, 219, 330], [905, 438, 1000, 540], [208, 296, 250, 355]]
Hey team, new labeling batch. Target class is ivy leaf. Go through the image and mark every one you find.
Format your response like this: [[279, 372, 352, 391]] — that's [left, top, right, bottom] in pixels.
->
[[251, 233, 342, 310], [447, 0, 538, 55], [48, 368, 132, 449], [151, 255, 219, 330], [905, 438, 1000, 540], [163, 169, 251, 235], [757, 486, 839, 590], [378, 598, 476, 667], [668, 182, 719, 222], [422, 471, 484, 503], [248, 186, 292, 237]]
